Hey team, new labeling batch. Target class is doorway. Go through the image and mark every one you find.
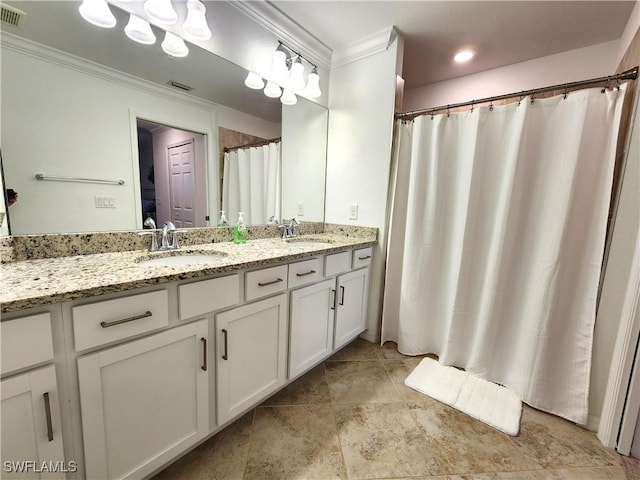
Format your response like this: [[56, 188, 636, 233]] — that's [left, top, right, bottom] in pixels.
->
[[137, 119, 207, 228]]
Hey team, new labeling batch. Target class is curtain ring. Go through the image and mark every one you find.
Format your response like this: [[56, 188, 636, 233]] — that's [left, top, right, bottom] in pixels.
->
[[470, 100, 475, 113], [530, 94, 535, 105], [616, 77, 621, 91], [563, 84, 569, 99], [601, 76, 611, 93], [489, 98, 494, 111], [518, 92, 524, 106], [447, 105, 451, 117]]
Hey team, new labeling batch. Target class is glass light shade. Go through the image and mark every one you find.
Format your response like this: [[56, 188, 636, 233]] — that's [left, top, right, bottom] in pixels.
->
[[144, 0, 177, 25], [303, 70, 321, 98], [245, 72, 265, 90], [124, 15, 156, 45], [271, 48, 289, 83], [264, 81, 282, 98], [183, 0, 211, 40], [280, 89, 297, 105], [78, 0, 116, 28], [287, 58, 305, 92], [161, 32, 189, 57]]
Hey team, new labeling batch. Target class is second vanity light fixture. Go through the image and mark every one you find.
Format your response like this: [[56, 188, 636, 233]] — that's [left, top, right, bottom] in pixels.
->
[[244, 41, 322, 105], [78, 0, 212, 58]]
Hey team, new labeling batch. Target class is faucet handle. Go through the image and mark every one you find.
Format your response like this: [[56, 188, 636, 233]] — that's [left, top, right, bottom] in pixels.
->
[[138, 230, 159, 251], [172, 229, 188, 249]]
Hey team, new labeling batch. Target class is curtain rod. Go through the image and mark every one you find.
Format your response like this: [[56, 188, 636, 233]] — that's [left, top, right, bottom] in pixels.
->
[[396, 66, 639, 121], [224, 137, 281, 153]]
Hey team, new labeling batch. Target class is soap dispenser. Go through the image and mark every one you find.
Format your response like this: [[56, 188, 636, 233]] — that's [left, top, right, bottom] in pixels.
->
[[217, 210, 229, 226], [233, 212, 247, 244]]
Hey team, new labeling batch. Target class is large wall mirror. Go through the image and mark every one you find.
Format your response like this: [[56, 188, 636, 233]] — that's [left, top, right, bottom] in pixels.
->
[[0, 1, 328, 235]]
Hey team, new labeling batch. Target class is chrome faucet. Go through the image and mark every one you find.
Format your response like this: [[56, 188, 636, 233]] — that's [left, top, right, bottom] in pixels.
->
[[161, 221, 176, 249], [138, 219, 186, 252], [139, 218, 159, 251], [278, 218, 300, 239]]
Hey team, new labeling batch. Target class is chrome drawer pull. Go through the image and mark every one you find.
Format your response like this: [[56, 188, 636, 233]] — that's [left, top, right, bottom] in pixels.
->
[[258, 278, 283, 287], [100, 311, 152, 328], [201, 337, 208, 371], [339, 286, 345, 306], [43, 392, 54, 442], [296, 270, 316, 277], [331, 289, 336, 310], [358, 255, 372, 260], [222, 329, 229, 360]]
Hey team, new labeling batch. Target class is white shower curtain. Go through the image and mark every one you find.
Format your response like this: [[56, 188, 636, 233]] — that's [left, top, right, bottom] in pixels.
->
[[222, 142, 281, 225], [382, 86, 626, 424]]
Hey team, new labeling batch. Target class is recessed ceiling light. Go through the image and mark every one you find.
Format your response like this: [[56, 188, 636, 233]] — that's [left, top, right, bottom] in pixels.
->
[[454, 49, 474, 63]]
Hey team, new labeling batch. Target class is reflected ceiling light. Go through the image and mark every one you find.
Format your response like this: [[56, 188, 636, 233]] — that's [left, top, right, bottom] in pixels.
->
[[245, 72, 265, 90], [303, 67, 321, 98], [124, 15, 156, 45], [454, 49, 474, 63], [78, 0, 116, 28], [271, 43, 290, 84], [287, 56, 305, 91], [161, 32, 189, 57], [144, 0, 178, 25], [280, 89, 297, 105], [264, 81, 282, 98], [183, 0, 212, 40]]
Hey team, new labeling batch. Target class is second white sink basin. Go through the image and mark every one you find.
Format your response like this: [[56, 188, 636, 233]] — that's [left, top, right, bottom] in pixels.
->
[[137, 252, 226, 267]]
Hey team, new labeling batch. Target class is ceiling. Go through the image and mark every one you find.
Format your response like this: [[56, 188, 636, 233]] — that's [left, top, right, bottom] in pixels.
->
[[270, 1, 637, 89], [2, 0, 636, 117]]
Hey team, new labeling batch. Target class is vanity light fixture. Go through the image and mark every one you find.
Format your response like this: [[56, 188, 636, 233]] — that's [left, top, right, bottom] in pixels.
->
[[143, 0, 177, 25], [161, 31, 189, 57], [78, 0, 116, 28], [244, 41, 321, 104], [454, 49, 475, 63], [124, 14, 156, 45], [182, 0, 211, 40]]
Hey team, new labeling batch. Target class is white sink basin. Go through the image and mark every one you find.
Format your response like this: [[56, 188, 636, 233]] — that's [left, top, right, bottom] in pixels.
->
[[137, 252, 226, 266]]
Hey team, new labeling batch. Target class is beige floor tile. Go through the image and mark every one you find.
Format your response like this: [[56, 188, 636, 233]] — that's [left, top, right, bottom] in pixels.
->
[[408, 394, 541, 475], [491, 466, 627, 479], [243, 405, 346, 480], [262, 365, 331, 406], [328, 338, 381, 361], [509, 406, 621, 469], [325, 360, 402, 404], [151, 411, 254, 480], [334, 403, 443, 479]]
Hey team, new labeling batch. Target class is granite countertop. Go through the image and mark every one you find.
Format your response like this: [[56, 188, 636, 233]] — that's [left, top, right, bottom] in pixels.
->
[[0, 234, 375, 313]]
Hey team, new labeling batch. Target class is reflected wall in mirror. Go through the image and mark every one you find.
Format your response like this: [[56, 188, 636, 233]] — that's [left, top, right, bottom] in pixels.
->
[[0, 0, 328, 235]]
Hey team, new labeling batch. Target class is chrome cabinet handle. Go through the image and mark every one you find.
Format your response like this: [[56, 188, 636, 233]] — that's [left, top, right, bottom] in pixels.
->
[[339, 286, 345, 306], [296, 270, 316, 277], [43, 392, 53, 442], [258, 278, 283, 287], [331, 289, 336, 310], [358, 255, 372, 260], [100, 311, 152, 328], [222, 329, 228, 360], [201, 337, 207, 371]]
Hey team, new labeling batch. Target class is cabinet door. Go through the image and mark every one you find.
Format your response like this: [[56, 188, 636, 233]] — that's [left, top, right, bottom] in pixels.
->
[[334, 268, 370, 350], [216, 294, 288, 425], [1, 365, 66, 479], [289, 279, 335, 378], [78, 320, 209, 480]]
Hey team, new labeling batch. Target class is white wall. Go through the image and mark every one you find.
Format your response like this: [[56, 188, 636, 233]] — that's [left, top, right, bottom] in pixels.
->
[[281, 99, 328, 223], [216, 105, 280, 139], [325, 35, 402, 342], [1, 40, 274, 234], [404, 40, 620, 111]]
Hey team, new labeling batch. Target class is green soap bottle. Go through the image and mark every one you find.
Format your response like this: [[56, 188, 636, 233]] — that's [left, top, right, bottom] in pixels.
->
[[233, 212, 247, 244]]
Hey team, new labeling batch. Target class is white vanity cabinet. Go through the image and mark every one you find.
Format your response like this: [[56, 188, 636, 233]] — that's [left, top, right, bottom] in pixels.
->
[[1, 313, 66, 480], [334, 267, 370, 349], [77, 320, 209, 480], [215, 294, 288, 425]]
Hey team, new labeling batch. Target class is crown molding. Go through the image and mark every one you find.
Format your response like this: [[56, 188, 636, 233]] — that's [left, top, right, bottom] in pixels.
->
[[0, 33, 219, 112], [332, 26, 398, 69], [228, 0, 332, 70]]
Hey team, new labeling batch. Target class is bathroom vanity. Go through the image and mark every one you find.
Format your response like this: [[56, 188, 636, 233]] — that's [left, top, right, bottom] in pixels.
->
[[0, 232, 374, 479]]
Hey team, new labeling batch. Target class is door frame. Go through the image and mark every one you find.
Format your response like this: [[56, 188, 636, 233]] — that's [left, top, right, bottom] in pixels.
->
[[129, 110, 218, 229]]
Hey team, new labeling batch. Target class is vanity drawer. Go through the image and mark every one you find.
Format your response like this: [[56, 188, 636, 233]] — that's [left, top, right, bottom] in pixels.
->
[[1, 313, 54, 376], [288, 257, 324, 289], [324, 251, 351, 277], [352, 247, 373, 269], [72, 290, 169, 352], [246, 265, 288, 301], [179, 274, 240, 320]]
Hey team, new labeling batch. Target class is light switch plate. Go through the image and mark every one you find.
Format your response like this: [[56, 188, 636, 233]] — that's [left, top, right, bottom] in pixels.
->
[[349, 204, 358, 220], [297, 202, 304, 216], [95, 196, 116, 208]]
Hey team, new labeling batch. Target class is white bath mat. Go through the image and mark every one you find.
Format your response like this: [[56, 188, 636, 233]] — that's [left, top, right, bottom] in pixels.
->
[[404, 357, 522, 436]]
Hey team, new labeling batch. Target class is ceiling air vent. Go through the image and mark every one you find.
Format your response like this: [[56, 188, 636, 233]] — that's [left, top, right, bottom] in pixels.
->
[[1, 3, 27, 28], [168, 80, 193, 92]]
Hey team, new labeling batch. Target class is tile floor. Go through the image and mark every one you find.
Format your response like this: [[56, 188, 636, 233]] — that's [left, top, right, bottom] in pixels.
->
[[153, 338, 640, 480]]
